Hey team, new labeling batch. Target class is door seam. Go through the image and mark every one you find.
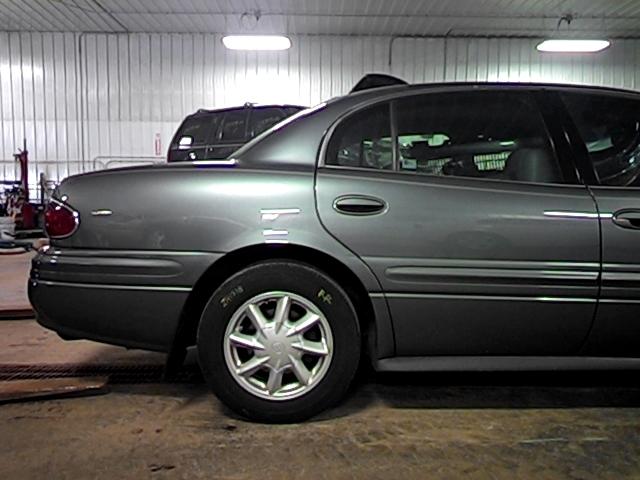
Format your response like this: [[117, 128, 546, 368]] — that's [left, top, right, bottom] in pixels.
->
[[577, 184, 603, 354]]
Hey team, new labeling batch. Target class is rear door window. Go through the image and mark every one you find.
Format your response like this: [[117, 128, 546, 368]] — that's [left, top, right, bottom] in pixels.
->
[[394, 91, 562, 183], [219, 110, 248, 143], [562, 92, 640, 186]]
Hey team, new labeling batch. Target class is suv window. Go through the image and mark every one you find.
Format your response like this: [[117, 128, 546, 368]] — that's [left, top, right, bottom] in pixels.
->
[[562, 92, 640, 186], [250, 108, 287, 138], [326, 103, 393, 170], [220, 110, 247, 143], [395, 91, 562, 183], [176, 114, 218, 147]]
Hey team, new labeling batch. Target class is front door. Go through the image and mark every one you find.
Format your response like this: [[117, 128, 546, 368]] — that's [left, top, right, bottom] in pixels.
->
[[316, 90, 600, 356]]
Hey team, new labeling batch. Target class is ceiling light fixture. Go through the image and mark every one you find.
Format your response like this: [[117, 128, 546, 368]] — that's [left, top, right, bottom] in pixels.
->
[[222, 35, 292, 51], [536, 39, 611, 53], [537, 14, 610, 53]]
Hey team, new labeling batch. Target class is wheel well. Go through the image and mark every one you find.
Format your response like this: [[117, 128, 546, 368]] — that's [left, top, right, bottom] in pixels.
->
[[171, 243, 377, 358]]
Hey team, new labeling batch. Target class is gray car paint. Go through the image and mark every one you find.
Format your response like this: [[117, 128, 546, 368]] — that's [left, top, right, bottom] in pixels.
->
[[580, 187, 640, 357], [316, 169, 599, 355], [29, 161, 393, 353], [28, 82, 640, 369]]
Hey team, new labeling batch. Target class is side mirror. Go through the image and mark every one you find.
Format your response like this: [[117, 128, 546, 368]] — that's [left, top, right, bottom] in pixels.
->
[[178, 136, 193, 150]]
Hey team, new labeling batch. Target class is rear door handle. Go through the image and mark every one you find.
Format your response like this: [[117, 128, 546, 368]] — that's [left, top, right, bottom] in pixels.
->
[[612, 209, 640, 229], [333, 195, 387, 216]]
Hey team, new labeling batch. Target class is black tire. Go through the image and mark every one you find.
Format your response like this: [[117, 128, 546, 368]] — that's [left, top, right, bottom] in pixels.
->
[[197, 260, 361, 423]]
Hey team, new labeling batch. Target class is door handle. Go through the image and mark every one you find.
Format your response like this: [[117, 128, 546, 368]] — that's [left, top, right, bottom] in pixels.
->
[[612, 209, 640, 229], [333, 195, 387, 216]]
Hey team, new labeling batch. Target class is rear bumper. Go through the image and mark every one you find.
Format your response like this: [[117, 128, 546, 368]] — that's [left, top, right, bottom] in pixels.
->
[[29, 280, 189, 351], [28, 247, 222, 351]]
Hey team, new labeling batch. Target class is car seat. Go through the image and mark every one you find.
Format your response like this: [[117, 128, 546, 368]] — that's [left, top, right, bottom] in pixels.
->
[[503, 148, 561, 183]]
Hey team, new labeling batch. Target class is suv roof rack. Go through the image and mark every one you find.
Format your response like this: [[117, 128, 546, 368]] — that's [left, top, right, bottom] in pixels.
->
[[350, 74, 408, 93]]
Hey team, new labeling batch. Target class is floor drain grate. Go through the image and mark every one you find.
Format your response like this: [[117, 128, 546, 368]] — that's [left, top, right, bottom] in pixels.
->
[[0, 364, 203, 384]]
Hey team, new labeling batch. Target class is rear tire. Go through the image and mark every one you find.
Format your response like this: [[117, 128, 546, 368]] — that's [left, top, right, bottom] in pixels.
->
[[197, 260, 361, 423]]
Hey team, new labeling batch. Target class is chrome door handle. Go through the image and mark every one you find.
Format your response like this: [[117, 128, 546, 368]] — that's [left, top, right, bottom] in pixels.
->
[[333, 195, 387, 216], [612, 209, 640, 229]]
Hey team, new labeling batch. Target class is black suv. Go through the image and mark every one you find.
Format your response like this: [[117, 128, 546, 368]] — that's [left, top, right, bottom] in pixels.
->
[[167, 103, 305, 162]]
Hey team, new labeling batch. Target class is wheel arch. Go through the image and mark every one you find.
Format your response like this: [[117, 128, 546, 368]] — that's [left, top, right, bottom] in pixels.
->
[[169, 243, 384, 367]]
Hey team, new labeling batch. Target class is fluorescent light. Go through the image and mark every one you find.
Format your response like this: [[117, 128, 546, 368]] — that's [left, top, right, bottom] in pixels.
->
[[536, 39, 610, 53], [222, 35, 291, 51]]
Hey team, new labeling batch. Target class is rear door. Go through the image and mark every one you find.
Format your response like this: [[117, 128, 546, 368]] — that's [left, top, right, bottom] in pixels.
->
[[561, 91, 640, 357], [315, 89, 600, 356]]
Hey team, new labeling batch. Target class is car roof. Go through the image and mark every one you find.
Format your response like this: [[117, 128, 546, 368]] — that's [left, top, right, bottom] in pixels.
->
[[336, 80, 640, 102], [189, 104, 306, 116], [234, 80, 640, 171]]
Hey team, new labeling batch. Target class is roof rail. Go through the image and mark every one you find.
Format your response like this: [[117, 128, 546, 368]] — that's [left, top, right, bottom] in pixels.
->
[[350, 74, 408, 93]]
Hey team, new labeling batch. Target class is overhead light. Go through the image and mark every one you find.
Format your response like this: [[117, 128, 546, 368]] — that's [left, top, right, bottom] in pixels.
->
[[222, 35, 291, 51], [536, 39, 610, 53]]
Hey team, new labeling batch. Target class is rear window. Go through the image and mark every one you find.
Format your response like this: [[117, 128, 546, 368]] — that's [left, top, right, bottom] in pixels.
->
[[326, 103, 393, 170]]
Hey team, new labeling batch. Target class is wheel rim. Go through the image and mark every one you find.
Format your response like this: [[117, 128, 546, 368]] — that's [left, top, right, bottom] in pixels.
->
[[223, 291, 334, 401]]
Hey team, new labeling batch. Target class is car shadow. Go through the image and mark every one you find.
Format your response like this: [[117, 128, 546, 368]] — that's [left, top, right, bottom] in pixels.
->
[[324, 369, 640, 418], [52, 348, 640, 423], [121, 360, 640, 423]]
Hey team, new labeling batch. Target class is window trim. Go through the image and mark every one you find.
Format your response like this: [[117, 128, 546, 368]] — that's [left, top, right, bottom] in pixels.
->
[[319, 87, 581, 187], [531, 90, 584, 186]]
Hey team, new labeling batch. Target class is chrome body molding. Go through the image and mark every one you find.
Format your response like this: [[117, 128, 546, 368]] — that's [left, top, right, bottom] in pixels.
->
[[543, 210, 613, 219], [33, 279, 192, 293], [369, 292, 596, 303], [260, 207, 301, 221], [90, 209, 113, 216], [31, 247, 224, 288], [192, 159, 238, 166], [375, 356, 640, 372]]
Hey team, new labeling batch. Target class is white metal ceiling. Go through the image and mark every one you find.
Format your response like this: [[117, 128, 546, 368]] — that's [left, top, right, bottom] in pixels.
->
[[1, 0, 640, 36]]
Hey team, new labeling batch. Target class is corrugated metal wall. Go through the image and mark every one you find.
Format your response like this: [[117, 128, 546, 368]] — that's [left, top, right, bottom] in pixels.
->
[[2, 32, 640, 197]]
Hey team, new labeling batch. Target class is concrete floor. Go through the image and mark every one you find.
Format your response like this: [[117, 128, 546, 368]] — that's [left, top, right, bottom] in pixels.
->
[[1, 320, 640, 479], [0, 251, 34, 314], [2, 254, 640, 478]]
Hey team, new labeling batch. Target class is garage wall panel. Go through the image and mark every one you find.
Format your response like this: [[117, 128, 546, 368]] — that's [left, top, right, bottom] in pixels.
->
[[0, 31, 81, 199], [79, 33, 392, 173], [3, 32, 640, 197], [438, 38, 640, 88]]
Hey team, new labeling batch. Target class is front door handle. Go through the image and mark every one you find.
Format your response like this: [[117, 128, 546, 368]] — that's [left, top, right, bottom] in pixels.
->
[[612, 209, 640, 229], [333, 195, 387, 216]]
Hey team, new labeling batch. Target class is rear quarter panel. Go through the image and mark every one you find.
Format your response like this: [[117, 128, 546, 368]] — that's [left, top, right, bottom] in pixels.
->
[[53, 166, 382, 294]]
